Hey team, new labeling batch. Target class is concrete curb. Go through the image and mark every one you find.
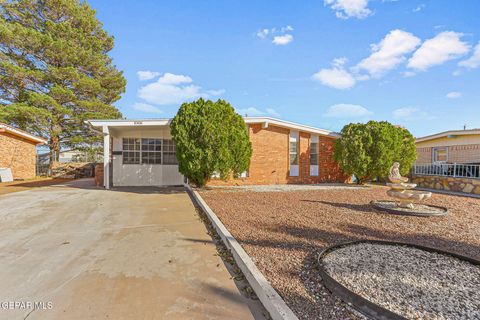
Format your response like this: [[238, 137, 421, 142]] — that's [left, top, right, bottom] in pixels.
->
[[186, 185, 299, 320]]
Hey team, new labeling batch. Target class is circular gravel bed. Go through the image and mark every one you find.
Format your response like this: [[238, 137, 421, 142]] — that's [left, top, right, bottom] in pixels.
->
[[320, 242, 480, 320], [371, 200, 448, 216]]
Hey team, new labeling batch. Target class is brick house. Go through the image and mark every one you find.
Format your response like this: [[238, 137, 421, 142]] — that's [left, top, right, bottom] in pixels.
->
[[87, 117, 346, 188], [0, 122, 47, 180], [416, 129, 480, 164]]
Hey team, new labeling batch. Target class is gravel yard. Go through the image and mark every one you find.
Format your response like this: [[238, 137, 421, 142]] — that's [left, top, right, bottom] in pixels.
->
[[322, 243, 480, 320], [199, 185, 480, 320]]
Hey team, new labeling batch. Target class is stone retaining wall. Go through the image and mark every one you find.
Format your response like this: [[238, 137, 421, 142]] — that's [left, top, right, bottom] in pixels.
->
[[412, 175, 480, 195]]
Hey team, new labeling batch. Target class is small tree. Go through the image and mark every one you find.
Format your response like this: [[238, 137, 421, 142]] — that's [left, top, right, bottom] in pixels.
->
[[334, 121, 416, 184], [170, 98, 252, 187]]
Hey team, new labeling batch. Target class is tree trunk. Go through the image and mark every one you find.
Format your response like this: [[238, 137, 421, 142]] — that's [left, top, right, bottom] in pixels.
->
[[48, 135, 60, 172]]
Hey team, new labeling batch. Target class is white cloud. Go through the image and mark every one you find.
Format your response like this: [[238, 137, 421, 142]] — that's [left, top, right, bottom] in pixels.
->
[[324, 0, 372, 19], [157, 73, 192, 85], [205, 89, 226, 96], [237, 107, 263, 116], [272, 34, 293, 45], [132, 102, 163, 114], [257, 26, 294, 45], [256, 28, 270, 39], [402, 71, 416, 78], [138, 73, 223, 105], [137, 71, 161, 81], [446, 91, 462, 99], [392, 107, 434, 120], [407, 31, 470, 71], [459, 41, 480, 69], [312, 59, 356, 89], [324, 104, 372, 118], [393, 107, 418, 118], [236, 107, 280, 117], [413, 4, 425, 12], [355, 30, 421, 77], [266, 108, 280, 117]]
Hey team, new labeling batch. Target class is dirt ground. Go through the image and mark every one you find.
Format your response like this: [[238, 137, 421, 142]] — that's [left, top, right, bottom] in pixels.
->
[[0, 178, 72, 196], [200, 185, 480, 320]]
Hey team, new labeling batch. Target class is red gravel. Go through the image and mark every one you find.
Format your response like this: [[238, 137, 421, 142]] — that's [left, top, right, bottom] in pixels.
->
[[199, 186, 480, 320]]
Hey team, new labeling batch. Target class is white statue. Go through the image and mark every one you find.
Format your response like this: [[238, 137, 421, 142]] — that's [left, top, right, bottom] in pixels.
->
[[388, 162, 409, 183]]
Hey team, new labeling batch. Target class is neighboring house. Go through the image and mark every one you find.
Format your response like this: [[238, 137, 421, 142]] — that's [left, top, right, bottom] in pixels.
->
[[0, 122, 47, 180], [38, 149, 103, 164], [87, 117, 346, 188], [416, 129, 480, 164]]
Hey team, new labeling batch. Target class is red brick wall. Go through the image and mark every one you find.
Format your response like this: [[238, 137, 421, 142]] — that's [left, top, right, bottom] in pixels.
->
[[0, 132, 37, 180], [208, 124, 347, 186]]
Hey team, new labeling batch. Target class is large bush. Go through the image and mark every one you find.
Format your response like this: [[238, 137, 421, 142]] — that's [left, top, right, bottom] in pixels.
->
[[170, 98, 252, 187], [334, 121, 417, 183]]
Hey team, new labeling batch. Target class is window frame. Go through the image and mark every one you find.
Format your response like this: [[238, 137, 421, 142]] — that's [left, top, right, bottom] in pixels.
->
[[162, 139, 178, 165], [310, 141, 318, 166], [121, 138, 178, 165], [141, 138, 162, 165], [432, 147, 448, 163], [289, 131, 299, 176], [122, 138, 140, 164]]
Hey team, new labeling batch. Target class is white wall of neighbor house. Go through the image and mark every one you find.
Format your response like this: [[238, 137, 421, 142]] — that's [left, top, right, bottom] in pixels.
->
[[109, 126, 184, 186]]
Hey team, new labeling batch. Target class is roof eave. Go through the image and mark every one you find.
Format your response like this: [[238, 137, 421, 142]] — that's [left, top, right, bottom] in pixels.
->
[[0, 124, 47, 145], [85, 117, 339, 138], [416, 129, 480, 143]]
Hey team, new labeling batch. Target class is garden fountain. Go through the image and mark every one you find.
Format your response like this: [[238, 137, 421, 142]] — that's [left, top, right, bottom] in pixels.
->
[[371, 162, 448, 216]]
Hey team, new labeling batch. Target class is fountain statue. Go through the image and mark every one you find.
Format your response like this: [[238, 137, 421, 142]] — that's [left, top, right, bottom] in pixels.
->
[[386, 162, 431, 209]]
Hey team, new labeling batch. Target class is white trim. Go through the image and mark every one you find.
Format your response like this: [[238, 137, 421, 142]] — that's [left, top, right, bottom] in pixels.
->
[[87, 119, 171, 128], [103, 125, 110, 189], [289, 131, 299, 177], [416, 129, 480, 143], [245, 117, 338, 138], [188, 186, 299, 320], [0, 123, 47, 144], [86, 117, 339, 138], [310, 135, 319, 176]]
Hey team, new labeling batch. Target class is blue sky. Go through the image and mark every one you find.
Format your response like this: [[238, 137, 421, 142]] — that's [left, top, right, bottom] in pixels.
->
[[88, 0, 480, 137]]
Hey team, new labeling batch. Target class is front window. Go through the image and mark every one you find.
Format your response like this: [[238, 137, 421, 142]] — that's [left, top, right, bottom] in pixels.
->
[[310, 142, 318, 166], [122, 138, 140, 164], [433, 147, 447, 163], [289, 141, 298, 165], [141, 138, 162, 164], [162, 139, 177, 164], [121, 138, 177, 165], [289, 131, 299, 176]]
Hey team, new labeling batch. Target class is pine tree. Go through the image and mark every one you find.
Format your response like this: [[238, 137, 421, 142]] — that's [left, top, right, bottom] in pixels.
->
[[0, 0, 125, 166]]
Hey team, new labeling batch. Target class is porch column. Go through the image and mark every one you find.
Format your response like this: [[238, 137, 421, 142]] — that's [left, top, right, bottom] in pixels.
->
[[103, 125, 110, 189]]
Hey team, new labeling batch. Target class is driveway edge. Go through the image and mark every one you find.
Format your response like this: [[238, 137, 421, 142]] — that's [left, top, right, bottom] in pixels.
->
[[186, 185, 299, 320]]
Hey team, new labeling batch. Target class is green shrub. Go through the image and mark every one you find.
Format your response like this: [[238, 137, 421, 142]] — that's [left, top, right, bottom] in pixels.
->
[[334, 121, 417, 183], [170, 98, 252, 187]]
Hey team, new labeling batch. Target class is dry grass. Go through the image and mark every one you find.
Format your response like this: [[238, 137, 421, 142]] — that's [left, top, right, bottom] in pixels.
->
[[200, 186, 480, 319]]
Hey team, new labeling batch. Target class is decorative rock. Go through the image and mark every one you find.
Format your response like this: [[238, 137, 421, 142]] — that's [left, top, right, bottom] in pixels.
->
[[321, 243, 480, 320], [474, 186, 480, 195], [463, 184, 475, 193], [412, 175, 480, 195]]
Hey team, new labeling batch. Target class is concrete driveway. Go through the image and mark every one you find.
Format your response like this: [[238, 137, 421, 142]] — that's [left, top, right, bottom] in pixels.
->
[[0, 179, 262, 320]]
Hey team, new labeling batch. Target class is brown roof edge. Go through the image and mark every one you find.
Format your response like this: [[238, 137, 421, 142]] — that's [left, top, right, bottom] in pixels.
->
[[0, 122, 47, 145]]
